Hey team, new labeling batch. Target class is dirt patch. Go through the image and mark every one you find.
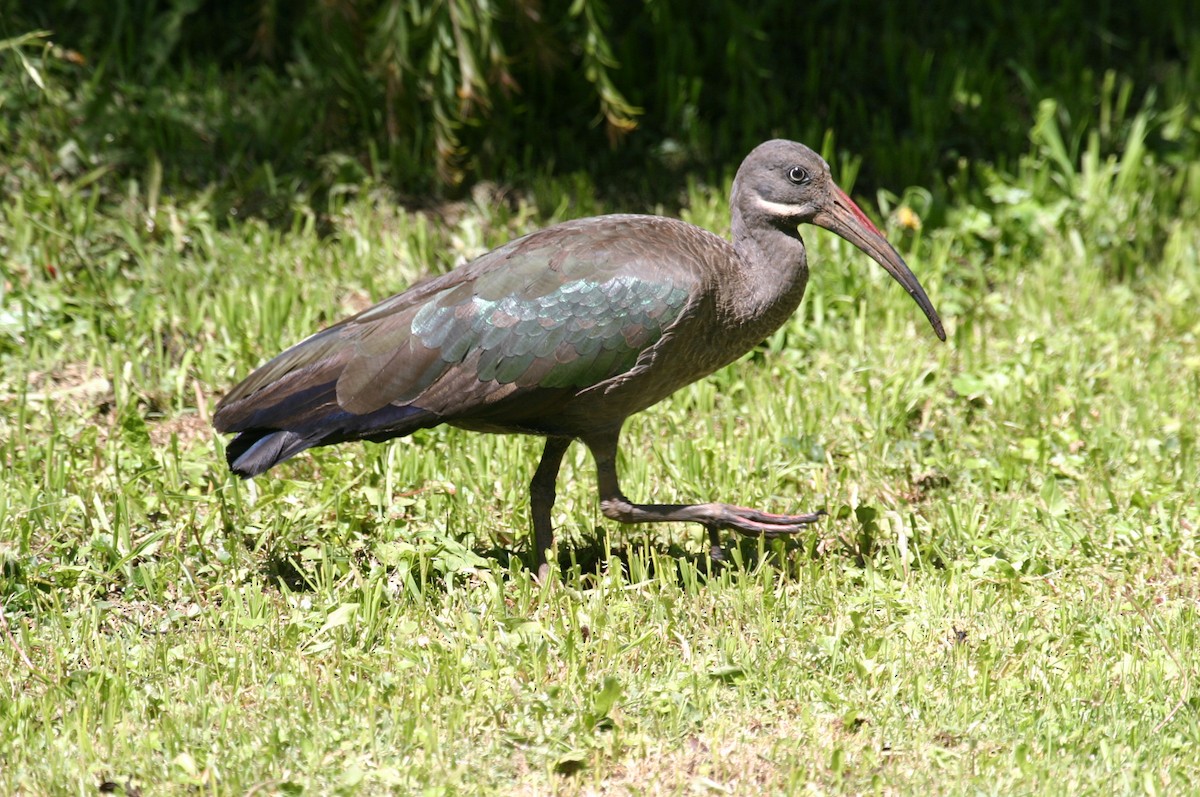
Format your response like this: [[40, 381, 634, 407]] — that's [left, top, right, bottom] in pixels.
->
[[20, 362, 114, 413], [510, 713, 847, 796], [596, 734, 787, 795], [149, 412, 212, 449]]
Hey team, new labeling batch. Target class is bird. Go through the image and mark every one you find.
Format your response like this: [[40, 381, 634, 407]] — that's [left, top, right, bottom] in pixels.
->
[[214, 139, 945, 575]]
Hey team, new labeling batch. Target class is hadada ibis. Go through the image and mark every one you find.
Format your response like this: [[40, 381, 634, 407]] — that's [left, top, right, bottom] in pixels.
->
[[214, 140, 945, 574]]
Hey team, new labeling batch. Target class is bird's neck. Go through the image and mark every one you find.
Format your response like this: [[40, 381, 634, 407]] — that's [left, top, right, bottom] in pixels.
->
[[725, 209, 810, 324]]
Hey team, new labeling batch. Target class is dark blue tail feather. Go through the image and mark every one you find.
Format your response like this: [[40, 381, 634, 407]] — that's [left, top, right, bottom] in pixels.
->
[[225, 403, 439, 477]]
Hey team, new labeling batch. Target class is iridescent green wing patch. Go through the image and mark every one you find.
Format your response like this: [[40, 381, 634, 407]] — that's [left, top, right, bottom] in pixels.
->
[[411, 274, 691, 393]]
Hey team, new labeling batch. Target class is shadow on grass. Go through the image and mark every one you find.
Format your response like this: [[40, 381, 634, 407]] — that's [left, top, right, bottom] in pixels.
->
[[257, 527, 820, 595], [480, 531, 819, 588]]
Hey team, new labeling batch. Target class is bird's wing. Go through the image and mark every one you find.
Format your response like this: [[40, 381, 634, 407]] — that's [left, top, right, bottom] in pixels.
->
[[214, 216, 703, 432]]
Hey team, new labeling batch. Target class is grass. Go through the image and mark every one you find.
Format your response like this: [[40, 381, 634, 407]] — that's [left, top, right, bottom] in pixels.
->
[[3, 42, 1200, 797]]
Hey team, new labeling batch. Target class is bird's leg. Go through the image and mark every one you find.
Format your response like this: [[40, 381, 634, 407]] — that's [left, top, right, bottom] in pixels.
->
[[585, 429, 823, 561], [707, 527, 726, 563], [530, 436, 571, 579]]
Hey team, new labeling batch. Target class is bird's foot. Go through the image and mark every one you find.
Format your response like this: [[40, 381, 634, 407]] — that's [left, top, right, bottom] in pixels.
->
[[600, 496, 825, 538], [706, 506, 824, 565], [597, 495, 824, 563], [707, 505, 826, 538]]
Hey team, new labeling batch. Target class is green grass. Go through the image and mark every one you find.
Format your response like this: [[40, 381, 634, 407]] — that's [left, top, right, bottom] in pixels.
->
[[3, 54, 1200, 797]]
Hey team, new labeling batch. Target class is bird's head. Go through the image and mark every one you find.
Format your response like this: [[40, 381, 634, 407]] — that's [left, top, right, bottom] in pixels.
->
[[734, 139, 946, 341]]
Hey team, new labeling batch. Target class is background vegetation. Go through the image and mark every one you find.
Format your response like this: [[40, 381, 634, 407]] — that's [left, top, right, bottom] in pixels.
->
[[2, 1, 1198, 793], [6, 0, 1199, 194]]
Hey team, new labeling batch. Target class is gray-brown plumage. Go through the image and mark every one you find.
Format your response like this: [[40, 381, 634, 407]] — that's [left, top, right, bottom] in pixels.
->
[[214, 140, 946, 574]]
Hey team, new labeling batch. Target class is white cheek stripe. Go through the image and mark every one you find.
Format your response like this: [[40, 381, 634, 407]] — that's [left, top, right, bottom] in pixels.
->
[[754, 197, 805, 216]]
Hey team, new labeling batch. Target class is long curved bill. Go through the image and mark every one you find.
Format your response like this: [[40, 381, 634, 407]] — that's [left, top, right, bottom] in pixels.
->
[[813, 186, 946, 341]]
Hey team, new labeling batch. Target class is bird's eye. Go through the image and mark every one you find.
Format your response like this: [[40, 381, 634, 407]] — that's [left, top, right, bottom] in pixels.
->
[[787, 166, 810, 184]]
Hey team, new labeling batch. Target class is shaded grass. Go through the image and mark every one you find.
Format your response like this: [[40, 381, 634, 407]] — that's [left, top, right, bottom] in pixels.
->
[[5, 5, 1199, 209]]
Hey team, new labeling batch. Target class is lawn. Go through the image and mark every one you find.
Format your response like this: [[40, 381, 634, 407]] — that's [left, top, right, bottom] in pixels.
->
[[3, 28, 1200, 797]]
